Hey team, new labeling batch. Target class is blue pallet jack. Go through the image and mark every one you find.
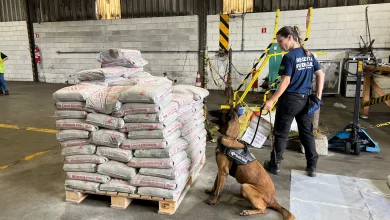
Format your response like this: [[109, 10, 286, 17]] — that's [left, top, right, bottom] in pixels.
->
[[328, 57, 380, 155]]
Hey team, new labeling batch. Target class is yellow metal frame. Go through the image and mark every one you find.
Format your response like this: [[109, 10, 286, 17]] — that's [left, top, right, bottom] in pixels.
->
[[220, 7, 325, 110]]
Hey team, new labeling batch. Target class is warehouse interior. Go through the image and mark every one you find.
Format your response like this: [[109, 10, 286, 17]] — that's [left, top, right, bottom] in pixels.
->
[[0, 1, 390, 220]]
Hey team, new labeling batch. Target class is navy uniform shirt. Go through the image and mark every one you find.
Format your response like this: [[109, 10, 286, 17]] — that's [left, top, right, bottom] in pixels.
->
[[278, 48, 321, 94]]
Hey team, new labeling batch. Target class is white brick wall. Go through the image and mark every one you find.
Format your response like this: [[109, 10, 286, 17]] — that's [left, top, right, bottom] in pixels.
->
[[0, 21, 33, 82], [33, 16, 199, 84], [207, 3, 390, 90]]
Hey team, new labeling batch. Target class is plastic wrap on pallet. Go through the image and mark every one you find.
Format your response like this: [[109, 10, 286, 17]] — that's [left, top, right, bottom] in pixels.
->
[[97, 161, 137, 180], [63, 163, 98, 173], [112, 94, 172, 117], [55, 102, 86, 111], [56, 119, 99, 132], [60, 139, 90, 148], [61, 145, 97, 157], [66, 172, 111, 183], [127, 121, 182, 140], [65, 179, 100, 192], [53, 84, 104, 102], [56, 130, 90, 142], [137, 172, 189, 199], [99, 179, 137, 194], [86, 113, 124, 130], [139, 158, 191, 180], [122, 130, 181, 150], [64, 155, 109, 164], [96, 147, 133, 163], [128, 151, 187, 169], [55, 110, 88, 119], [119, 83, 173, 104], [90, 129, 127, 148], [134, 138, 188, 158]]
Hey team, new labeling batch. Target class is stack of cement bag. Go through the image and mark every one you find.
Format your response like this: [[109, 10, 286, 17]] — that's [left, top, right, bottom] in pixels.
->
[[114, 80, 191, 200], [54, 83, 137, 194], [173, 85, 209, 174], [77, 49, 149, 87]]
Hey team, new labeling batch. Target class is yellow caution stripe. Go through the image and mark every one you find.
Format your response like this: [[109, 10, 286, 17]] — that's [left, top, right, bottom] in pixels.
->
[[0, 123, 58, 134], [0, 149, 52, 171], [219, 14, 229, 52], [364, 93, 390, 106]]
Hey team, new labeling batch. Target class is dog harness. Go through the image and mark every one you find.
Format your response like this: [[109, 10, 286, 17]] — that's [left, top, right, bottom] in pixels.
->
[[217, 142, 256, 177]]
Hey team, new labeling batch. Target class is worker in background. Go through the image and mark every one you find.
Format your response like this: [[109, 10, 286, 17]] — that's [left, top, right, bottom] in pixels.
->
[[0, 52, 9, 96], [262, 26, 325, 177]]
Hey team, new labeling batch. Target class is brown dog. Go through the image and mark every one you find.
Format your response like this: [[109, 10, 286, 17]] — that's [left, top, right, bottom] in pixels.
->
[[206, 106, 294, 219]]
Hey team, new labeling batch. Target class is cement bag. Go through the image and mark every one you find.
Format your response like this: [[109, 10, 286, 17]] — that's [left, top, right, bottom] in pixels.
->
[[122, 130, 181, 150], [172, 93, 194, 107], [120, 121, 166, 132], [86, 113, 124, 130], [60, 139, 90, 148], [183, 125, 207, 143], [179, 112, 195, 125], [56, 130, 90, 142], [55, 111, 87, 119], [56, 119, 99, 132], [181, 117, 206, 136], [65, 180, 100, 191], [77, 67, 132, 81], [173, 85, 210, 101], [109, 76, 171, 87], [97, 49, 147, 67], [130, 174, 183, 190], [124, 112, 177, 124], [63, 163, 97, 173], [61, 145, 97, 157], [177, 105, 193, 117], [100, 179, 137, 194], [187, 136, 207, 155], [193, 108, 204, 119], [134, 138, 188, 158], [53, 84, 104, 102], [112, 94, 172, 117], [188, 141, 206, 161], [66, 172, 111, 183], [96, 147, 133, 163], [127, 71, 152, 78], [127, 121, 182, 139], [64, 155, 109, 164], [79, 77, 127, 87], [55, 102, 86, 111], [127, 151, 187, 168], [193, 102, 204, 113], [86, 86, 131, 114], [119, 83, 173, 104], [137, 172, 189, 199], [139, 158, 191, 180], [90, 129, 126, 148], [97, 161, 137, 180]]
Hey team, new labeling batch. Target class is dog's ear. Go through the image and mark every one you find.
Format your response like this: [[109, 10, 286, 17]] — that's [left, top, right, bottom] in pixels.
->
[[234, 104, 240, 114]]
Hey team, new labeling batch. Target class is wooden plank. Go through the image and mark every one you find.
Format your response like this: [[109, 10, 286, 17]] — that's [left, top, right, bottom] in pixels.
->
[[141, 195, 153, 200], [289, 0, 298, 10], [371, 80, 390, 107], [254, 0, 263, 12], [106, 191, 119, 196], [118, 193, 130, 197], [129, 194, 141, 199], [362, 74, 371, 117], [111, 197, 132, 209], [65, 191, 88, 203], [272, 0, 281, 12]]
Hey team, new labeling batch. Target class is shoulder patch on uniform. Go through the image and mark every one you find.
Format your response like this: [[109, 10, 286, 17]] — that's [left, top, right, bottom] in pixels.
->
[[279, 65, 285, 70]]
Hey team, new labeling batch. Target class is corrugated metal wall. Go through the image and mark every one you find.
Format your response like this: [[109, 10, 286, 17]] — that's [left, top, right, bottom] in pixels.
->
[[1, 0, 390, 22]]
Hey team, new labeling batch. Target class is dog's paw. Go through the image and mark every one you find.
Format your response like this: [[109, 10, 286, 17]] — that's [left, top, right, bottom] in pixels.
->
[[205, 189, 214, 195], [240, 210, 250, 216], [207, 199, 217, 205]]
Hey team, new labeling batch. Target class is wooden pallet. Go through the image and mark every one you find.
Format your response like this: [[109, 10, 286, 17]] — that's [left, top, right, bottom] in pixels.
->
[[65, 155, 205, 215]]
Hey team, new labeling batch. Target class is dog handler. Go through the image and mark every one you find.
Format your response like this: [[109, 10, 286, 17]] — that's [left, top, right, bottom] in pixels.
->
[[262, 26, 325, 177]]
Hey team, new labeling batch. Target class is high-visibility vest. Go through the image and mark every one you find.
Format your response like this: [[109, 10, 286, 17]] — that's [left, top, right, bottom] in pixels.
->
[[0, 52, 4, 74]]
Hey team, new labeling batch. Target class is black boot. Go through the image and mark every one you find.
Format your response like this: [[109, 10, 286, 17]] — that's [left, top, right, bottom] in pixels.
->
[[263, 160, 280, 175], [0, 90, 3, 95], [306, 167, 316, 177], [4, 90, 9, 96]]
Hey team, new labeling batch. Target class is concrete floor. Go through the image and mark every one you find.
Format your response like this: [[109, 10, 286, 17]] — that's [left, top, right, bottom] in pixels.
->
[[0, 82, 389, 220]]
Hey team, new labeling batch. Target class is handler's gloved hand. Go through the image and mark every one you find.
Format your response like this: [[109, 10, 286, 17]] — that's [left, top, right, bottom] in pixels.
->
[[307, 94, 322, 116]]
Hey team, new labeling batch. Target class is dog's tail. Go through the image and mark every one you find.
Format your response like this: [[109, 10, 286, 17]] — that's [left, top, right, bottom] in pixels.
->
[[269, 198, 295, 220]]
